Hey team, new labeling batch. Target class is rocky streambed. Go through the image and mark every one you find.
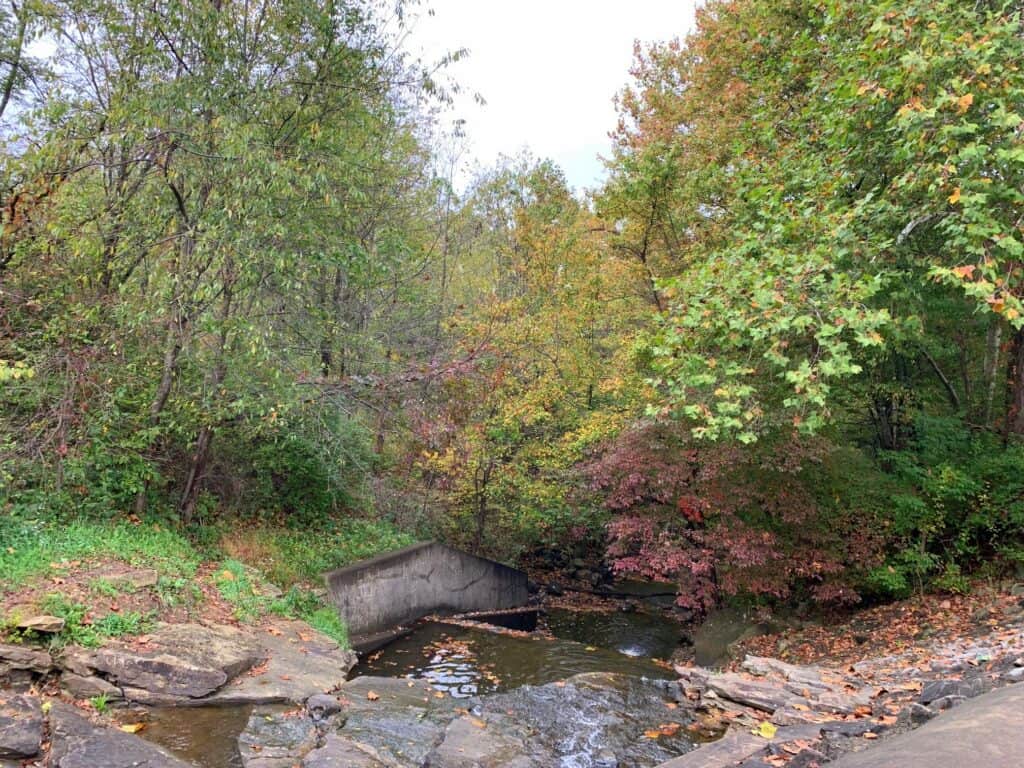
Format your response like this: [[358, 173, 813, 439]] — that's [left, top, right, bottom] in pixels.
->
[[3, 580, 1024, 768]]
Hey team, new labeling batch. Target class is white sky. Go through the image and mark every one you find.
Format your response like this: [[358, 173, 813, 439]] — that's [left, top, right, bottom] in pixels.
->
[[406, 1, 698, 192]]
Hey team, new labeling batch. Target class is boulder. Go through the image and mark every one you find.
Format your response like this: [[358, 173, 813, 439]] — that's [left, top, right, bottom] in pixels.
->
[[918, 678, 985, 705], [61, 673, 123, 701], [238, 706, 318, 768], [898, 703, 936, 726], [15, 614, 65, 633], [306, 693, 343, 720], [0, 694, 42, 759], [67, 623, 264, 703], [706, 673, 794, 713], [48, 702, 192, 768], [208, 621, 356, 705], [0, 643, 54, 673]]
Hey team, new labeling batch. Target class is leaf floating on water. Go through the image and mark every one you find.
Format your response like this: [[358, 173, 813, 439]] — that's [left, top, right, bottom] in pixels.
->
[[119, 723, 146, 733]]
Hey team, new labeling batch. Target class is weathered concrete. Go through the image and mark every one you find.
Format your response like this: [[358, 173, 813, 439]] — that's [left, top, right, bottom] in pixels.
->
[[831, 682, 1024, 768], [323, 541, 529, 640]]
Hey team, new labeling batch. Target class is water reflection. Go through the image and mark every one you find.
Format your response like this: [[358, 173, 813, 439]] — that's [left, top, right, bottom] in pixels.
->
[[354, 612, 678, 697]]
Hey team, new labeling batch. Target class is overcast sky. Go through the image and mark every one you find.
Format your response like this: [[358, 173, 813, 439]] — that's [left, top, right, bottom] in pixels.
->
[[406, 1, 698, 192]]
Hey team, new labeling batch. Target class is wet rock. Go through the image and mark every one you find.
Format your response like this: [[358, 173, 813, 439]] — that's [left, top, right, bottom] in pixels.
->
[[546, 583, 564, 597], [918, 678, 984, 705], [336, 676, 461, 766], [1002, 667, 1024, 682], [594, 748, 619, 768], [69, 623, 264, 703], [48, 702, 192, 767], [471, 672, 698, 767], [238, 706, 318, 768], [429, 714, 550, 767], [209, 622, 356, 705], [306, 693, 343, 720], [898, 703, 936, 726], [0, 643, 54, 673], [302, 733, 387, 767], [0, 694, 42, 759], [706, 673, 793, 713], [15, 614, 65, 633], [61, 673, 123, 701]]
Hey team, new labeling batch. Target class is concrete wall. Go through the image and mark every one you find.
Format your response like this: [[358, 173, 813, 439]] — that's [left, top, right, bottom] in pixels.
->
[[323, 541, 530, 640]]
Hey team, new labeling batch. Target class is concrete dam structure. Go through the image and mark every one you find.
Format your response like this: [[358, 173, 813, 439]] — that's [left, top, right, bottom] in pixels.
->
[[323, 541, 530, 644]]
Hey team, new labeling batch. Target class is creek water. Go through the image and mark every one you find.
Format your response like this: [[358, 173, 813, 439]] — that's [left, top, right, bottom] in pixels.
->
[[139, 704, 254, 768], [139, 605, 687, 766], [352, 610, 678, 697]]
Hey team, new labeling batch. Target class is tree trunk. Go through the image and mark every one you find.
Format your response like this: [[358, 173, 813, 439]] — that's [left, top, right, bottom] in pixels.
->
[[1005, 326, 1024, 439], [984, 319, 1003, 426], [178, 424, 213, 525], [132, 320, 184, 515]]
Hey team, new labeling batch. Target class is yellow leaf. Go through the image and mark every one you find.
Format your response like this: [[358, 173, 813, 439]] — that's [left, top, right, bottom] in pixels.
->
[[948, 188, 961, 205], [119, 723, 146, 734], [957, 93, 974, 114], [754, 722, 778, 739]]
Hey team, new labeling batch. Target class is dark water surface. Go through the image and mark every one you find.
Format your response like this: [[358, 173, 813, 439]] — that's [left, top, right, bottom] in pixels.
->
[[353, 610, 680, 698], [138, 705, 254, 767], [545, 607, 682, 660]]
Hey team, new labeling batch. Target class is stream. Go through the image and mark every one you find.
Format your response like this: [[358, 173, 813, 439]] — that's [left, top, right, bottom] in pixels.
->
[[139, 604, 689, 767]]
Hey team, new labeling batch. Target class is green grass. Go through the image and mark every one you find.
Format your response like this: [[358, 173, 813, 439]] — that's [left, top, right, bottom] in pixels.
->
[[213, 560, 349, 647], [305, 606, 348, 647], [212, 560, 267, 623], [0, 518, 200, 591], [34, 594, 155, 649], [239, 519, 415, 585]]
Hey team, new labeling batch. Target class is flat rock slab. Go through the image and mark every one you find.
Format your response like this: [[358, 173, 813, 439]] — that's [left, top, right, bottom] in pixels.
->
[[831, 683, 1024, 768], [302, 733, 389, 768], [209, 621, 357, 705], [429, 714, 549, 768], [0, 643, 54, 674], [656, 724, 825, 768], [336, 677, 460, 767], [66, 623, 264, 703], [707, 673, 794, 713], [238, 706, 318, 768], [49, 702, 193, 768], [0, 694, 42, 759]]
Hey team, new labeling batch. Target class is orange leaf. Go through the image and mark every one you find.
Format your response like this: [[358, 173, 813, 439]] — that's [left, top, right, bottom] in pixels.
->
[[366, 691, 379, 701], [948, 188, 962, 205]]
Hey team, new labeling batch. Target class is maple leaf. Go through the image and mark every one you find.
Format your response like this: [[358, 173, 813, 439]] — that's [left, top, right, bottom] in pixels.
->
[[951, 264, 974, 279]]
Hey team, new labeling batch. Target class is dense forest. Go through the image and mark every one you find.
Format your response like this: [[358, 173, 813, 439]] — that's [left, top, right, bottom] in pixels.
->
[[2, 0, 1023, 617]]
